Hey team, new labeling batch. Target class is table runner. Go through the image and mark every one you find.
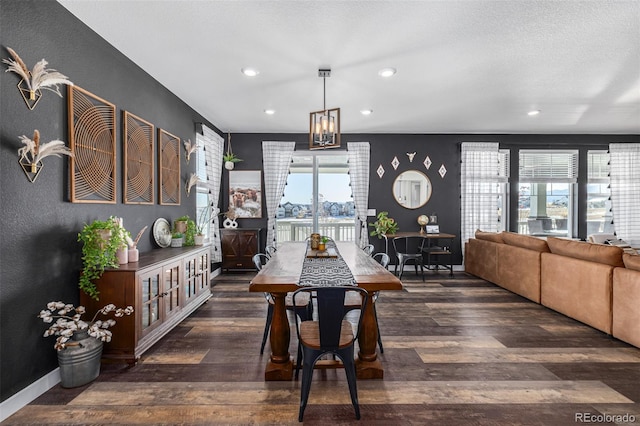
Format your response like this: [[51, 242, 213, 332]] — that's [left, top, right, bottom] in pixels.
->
[[298, 241, 356, 287]]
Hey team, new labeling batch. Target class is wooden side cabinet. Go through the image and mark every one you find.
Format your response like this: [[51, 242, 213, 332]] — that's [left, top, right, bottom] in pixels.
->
[[80, 245, 211, 364], [221, 228, 261, 272]]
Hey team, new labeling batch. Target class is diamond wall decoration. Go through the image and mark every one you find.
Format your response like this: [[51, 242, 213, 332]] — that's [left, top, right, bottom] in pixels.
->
[[439, 164, 447, 178], [424, 156, 432, 170], [377, 164, 385, 178], [391, 156, 399, 170]]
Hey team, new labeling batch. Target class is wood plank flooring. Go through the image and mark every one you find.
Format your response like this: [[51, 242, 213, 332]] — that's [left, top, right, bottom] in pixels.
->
[[5, 271, 640, 425]]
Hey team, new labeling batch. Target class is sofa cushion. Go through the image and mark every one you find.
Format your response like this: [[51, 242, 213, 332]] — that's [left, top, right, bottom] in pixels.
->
[[475, 230, 504, 244], [623, 253, 640, 271], [546, 237, 624, 267], [500, 232, 550, 252]]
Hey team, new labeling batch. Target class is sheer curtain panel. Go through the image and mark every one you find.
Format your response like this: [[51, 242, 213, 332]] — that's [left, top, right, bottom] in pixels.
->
[[460, 142, 505, 254], [198, 125, 224, 262], [609, 143, 640, 243], [262, 141, 296, 247], [347, 142, 370, 248]]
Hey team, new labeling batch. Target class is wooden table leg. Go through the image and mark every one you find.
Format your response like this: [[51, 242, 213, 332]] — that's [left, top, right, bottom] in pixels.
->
[[264, 292, 293, 380], [356, 292, 384, 379]]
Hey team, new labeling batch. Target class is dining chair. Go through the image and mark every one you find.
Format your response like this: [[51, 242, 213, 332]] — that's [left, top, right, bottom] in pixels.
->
[[292, 286, 368, 421], [265, 245, 277, 259], [362, 244, 374, 256], [392, 236, 425, 281], [253, 253, 312, 355]]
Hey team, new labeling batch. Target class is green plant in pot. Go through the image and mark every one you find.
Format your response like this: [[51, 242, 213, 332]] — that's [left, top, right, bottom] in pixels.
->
[[369, 211, 399, 239], [171, 232, 184, 248], [174, 215, 189, 234], [78, 217, 130, 301]]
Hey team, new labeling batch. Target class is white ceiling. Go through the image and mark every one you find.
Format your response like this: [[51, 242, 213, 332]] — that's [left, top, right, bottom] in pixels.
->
[[58, 0, 640, 135]]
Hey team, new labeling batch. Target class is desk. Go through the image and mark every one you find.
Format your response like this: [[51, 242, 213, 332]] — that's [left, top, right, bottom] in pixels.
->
[[249, 241, 402, 381], [384, 232, 456, 277]]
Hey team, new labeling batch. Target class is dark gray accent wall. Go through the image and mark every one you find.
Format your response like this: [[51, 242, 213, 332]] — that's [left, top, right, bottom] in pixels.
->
[[1, 0, 221, 401]]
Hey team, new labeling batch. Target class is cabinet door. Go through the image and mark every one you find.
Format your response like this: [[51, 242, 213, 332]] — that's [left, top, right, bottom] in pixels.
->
[[222, 230, 259, 270], [139, 267, 162, 338], [196, 250, 210, 294], [183, 255, 198, 302], [162, 260, 182, 320]]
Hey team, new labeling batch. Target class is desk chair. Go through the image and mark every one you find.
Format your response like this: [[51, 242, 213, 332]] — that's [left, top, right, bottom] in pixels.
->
[[253, 253, 312, 355], [392, 236, 425, 281], [292, 286, 368, 421]]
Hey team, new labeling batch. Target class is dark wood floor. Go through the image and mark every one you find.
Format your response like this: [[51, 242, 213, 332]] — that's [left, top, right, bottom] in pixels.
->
[[6, 271, 640, 425]]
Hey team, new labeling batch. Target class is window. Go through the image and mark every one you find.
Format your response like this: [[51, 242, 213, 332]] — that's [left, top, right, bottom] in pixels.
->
[[518, 150, 578, 237], [277, 152, 355, 242], [587, 150, 612, 235]]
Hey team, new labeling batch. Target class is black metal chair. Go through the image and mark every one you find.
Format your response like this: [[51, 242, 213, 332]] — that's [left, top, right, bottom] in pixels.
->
[[253, 253, 312, 355], [392, 236, 425, 281], [292, 286, 368, 421]]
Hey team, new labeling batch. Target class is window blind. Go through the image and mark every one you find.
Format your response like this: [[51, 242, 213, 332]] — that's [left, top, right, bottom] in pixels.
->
[[587, 150, 609, 183], [519, 150, 578, 182]]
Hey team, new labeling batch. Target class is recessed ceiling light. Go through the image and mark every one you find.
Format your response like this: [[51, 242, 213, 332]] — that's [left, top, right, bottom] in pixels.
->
[[264, 109, 275, 115], [528, 110, 541, 116], [360, 109, 373, 116], [378, 68, 396, 78], [241, 67, 259, 77]]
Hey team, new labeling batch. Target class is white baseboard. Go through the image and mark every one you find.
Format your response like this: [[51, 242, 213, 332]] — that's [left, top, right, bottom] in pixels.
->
[[0, 368, 60, 422]]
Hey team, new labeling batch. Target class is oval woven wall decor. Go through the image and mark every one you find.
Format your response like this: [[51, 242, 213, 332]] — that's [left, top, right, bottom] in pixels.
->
[[124, 111, 154, 204], [68, 85, 116, 203], [159, 128, 180, 205]]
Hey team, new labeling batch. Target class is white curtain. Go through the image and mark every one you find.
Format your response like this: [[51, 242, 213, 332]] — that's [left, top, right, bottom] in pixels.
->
[[460, 142, 504, 254], [262, 141, 296, 247], [197, 125, 224, 262], [347, 142, 370, 248], [609, 143, 640, 243]]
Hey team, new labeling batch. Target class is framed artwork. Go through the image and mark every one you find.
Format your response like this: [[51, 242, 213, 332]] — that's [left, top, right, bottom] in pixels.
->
[[159, 128, 180, 205], [68, 85, 116, 203], [123, 111, 154, 204], [228, 170, 262, 218]]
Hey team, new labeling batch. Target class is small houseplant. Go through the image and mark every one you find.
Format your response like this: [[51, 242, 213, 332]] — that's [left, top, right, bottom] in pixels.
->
[[223, 152, 243, 170], [171, 232, 184, 247], [369, 211, 398, 239], [39, 301, 133, 387], [194, 207, 210, 245], [78, 217, 130, 301]]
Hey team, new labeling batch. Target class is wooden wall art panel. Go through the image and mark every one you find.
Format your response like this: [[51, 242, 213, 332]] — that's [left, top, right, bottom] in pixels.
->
[[68, 85, 117, 203], [159, 128, 180, 205], [123, 111, 154, 204]]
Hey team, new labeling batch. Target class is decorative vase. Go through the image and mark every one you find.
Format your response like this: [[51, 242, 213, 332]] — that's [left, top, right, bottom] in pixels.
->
[[225, 161, 235, 170], [57, 330, 103, 388], [318, 243, 326, 251], [194, 235, 204, 246], [171, 237, 183, 248], [310, 233, 320, 250], [116, 247, 128, 264], [223, 217, 238, 229], [128, 247, 139, 262], [175, 220, 188, 234]]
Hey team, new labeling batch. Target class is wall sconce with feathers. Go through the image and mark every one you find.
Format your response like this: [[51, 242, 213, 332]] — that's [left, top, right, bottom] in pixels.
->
[[18, 129, 74, 182], [183, 139, 197, 164], [185, 173, 199, 196], [2, 47, 73, 110]]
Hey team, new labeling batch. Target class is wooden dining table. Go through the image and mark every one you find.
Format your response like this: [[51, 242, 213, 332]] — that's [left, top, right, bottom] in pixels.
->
[[249, 241, 403, 381]]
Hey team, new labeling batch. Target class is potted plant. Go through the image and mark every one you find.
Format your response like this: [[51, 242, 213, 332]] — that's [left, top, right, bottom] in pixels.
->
[[39, 301, 133, 388], [194, 207, 210, 246], [369, 211, 399, 239], [78, 217, 130, 301], [174, 215, 189, 234], [318, 236, 330, 251], [184, 218, 197, 246], [223, 152, 243, 170], [171, 232, 184, 247]]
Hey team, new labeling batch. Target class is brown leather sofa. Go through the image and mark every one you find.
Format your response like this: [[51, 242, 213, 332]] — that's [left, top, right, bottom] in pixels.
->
[[465, 230, 639, 349]]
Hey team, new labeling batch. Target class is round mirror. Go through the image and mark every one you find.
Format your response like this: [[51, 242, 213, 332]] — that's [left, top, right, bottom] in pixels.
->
[[393, 170, 432, 209]]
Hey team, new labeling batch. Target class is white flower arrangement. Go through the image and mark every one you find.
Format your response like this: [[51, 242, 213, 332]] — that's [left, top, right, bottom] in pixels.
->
[[39, 301, 133, 351]]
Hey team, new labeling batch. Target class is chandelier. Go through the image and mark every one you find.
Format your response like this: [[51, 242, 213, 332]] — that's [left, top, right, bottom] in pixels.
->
[[309, 69, 340, 150]]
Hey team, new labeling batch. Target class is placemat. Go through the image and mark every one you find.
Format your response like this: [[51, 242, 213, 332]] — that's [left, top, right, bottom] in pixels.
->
[[298, 241, 356, 287]]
